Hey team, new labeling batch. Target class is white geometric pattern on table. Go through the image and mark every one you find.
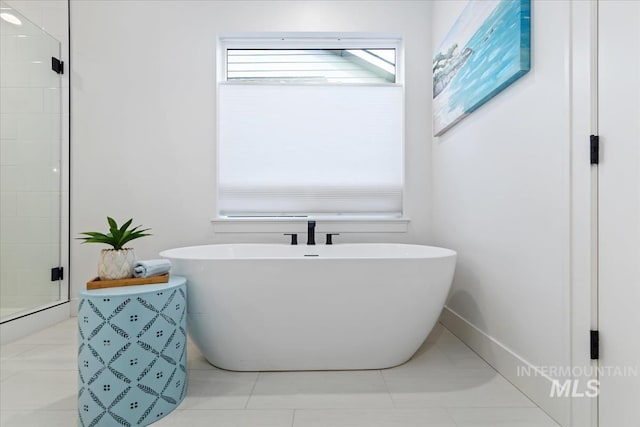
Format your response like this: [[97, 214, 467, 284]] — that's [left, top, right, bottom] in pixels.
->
[[78, 278, 187, 427]]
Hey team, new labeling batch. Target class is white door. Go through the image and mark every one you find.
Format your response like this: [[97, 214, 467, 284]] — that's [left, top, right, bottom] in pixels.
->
[[597, 1, 640, 426]]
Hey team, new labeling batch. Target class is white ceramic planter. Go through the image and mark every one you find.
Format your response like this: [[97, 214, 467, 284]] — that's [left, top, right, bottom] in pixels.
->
[[98, 248, 136, 280]]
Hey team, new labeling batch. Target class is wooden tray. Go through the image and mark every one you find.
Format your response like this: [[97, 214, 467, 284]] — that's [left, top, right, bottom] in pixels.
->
[[86, 273, 170, 290]]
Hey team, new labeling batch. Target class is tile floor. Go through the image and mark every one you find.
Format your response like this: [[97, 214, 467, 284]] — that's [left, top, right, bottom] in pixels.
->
[[0, 319, 560, 426]]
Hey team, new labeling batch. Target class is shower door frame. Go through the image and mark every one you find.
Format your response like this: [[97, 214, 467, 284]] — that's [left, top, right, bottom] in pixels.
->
[[0, 0, 71, 343]]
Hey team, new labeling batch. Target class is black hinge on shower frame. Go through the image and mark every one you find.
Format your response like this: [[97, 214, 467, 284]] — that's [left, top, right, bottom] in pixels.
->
[[51, 57, 64, 74], [590, 330, 600, 360], [51, 266, 64, 281], [590, 135, 599, 164]]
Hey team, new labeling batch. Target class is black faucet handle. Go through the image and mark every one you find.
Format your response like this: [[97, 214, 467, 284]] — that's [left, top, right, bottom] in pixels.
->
[[284, 233, 298, 245], [307, 220, 316, 245], [326, 233, 340, 245]]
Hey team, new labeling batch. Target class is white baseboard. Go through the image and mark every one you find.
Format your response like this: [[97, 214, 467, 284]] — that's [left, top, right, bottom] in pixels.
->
[[439, 306, 570, 426], [0, 302, 70, 345]]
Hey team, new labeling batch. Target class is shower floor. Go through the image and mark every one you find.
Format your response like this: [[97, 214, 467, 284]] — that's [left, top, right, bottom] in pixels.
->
[[1, 298, 62, 322], [0, 319, 560, 427]]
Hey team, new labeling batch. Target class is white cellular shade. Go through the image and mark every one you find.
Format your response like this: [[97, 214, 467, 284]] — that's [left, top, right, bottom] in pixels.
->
[[217, 84, 403, 216]]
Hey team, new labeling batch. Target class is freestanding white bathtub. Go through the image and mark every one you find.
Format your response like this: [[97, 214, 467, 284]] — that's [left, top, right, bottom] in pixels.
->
[[159, 243, 456, 371]]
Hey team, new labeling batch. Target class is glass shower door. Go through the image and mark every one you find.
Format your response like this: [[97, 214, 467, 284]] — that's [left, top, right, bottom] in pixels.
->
[[0, 2, 63, 320]]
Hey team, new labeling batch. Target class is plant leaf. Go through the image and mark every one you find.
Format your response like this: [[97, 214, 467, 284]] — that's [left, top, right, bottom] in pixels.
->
[[120, 229, 152, 247], [107, 217, 118, 234], [78, 217, 151, 249], [77, 231, 113, 245], [119, 219, 133, 235]]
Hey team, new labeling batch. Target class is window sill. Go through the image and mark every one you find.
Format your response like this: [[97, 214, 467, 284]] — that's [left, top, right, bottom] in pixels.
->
[[211, 216, 410, 233]]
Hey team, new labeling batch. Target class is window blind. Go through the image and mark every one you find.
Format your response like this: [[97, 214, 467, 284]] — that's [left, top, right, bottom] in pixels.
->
[[217, 83, 403, 217], [226, 49, 395, 84]]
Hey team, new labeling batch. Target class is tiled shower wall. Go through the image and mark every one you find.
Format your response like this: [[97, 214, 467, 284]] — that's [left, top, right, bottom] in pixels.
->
[[0, 4, 62, 315]]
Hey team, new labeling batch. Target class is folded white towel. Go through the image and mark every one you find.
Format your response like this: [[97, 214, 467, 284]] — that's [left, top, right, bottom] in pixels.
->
[[133, 259, 172, 278]]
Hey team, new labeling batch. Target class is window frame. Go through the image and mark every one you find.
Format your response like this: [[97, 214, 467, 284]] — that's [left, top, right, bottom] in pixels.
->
[[214, 33, 408, 228], [217, 32, 404, 86]]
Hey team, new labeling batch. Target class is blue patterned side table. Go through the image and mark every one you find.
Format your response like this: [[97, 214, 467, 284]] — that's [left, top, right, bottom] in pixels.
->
[[78, 276, 187, 427]]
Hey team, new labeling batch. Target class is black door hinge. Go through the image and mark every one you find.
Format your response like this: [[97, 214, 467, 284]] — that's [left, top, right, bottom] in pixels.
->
[[590, 330, 599, 360], [590, 135, 599, 164], [51, 266, 64, 281], [51, 57, 64, 74]]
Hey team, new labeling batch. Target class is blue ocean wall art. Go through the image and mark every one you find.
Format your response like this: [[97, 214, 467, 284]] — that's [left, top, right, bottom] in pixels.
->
[[433, 0, 531, 136]]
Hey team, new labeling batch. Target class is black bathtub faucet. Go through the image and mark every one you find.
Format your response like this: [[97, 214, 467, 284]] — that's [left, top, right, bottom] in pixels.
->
[[284, 233, 298, 245], [307, 220, 316, 245]]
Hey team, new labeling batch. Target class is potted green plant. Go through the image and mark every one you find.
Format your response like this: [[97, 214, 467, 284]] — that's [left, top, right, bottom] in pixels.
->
[[78, 217, 151, 280]]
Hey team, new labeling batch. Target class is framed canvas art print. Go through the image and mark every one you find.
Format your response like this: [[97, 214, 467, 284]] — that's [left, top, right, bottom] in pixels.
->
[[433, 0, 531, 136]]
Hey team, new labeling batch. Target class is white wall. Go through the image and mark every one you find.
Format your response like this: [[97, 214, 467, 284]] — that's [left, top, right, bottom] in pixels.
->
[[70, 1, 433, 307], [431, 0, 580, 424]]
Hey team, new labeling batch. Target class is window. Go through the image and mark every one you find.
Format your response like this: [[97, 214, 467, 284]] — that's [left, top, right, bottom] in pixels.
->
[[217, 34, 403, 218], [226, 49, 396, 83]]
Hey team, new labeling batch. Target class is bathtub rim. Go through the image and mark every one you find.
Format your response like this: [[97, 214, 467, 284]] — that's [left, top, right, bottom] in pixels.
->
[[160, 243, 457, 261]]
